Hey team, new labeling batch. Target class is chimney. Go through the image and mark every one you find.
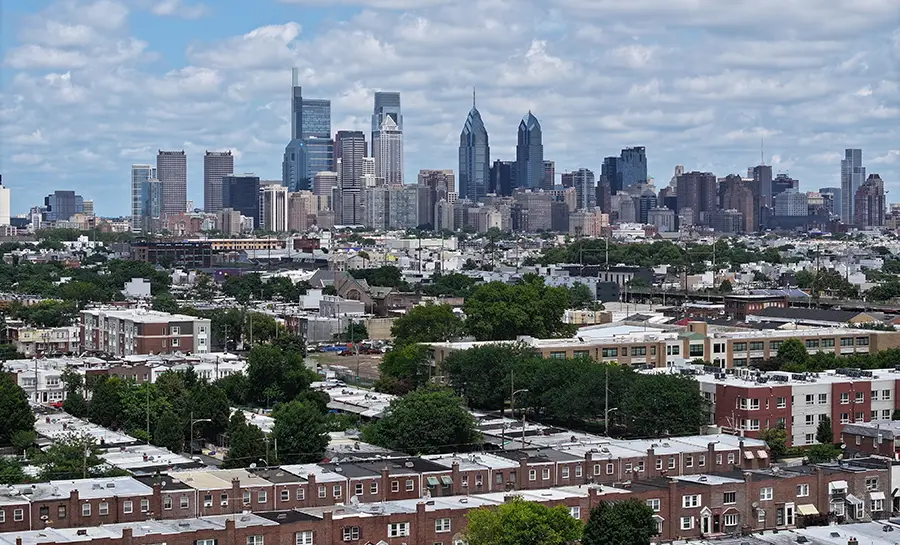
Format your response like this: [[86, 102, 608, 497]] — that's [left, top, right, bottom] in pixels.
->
[[380, 467, 389, 501], [451, 461, 461, 495], [307, 473, 317, 505], [121, 527, 133, 543], [646, 448, 655, 479], [707, 442, 716, 469], [231, 478, 241, 513]]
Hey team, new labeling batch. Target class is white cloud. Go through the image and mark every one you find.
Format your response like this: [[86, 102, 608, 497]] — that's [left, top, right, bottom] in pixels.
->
[[871, 150, 900, 165], [151, 0, 208, 18], [11, 153, 44, 165]]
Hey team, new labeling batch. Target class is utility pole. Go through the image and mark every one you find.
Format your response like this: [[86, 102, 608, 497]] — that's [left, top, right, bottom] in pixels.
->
[[145, 384, 150, 445], [604, 365, 609, 436]]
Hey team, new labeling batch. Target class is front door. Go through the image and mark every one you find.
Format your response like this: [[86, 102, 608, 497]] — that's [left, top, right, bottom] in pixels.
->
[[785, 503, 795, 526], [713, 514, 721, 534], [701, 514, 711, 534]]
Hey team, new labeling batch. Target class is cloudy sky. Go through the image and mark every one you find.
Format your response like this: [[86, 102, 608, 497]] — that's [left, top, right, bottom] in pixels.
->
[[1, 0, 898, 216]]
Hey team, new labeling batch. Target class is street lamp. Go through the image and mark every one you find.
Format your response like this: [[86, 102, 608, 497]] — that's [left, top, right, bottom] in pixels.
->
[[188, 411, 212, 458], [604, 407, 618, 436], [511, 389, 529, 449]]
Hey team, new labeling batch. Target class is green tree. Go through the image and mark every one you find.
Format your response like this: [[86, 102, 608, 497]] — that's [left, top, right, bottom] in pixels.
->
[[271, 401, 328, 464], [152, 293, 181, 313], [222, 412, 268, 468], [334, 321, 369, 342], [245, 345, 316, 407], [619, 374, 710, 437], [390, 303, 464, 345], [272, 334, 308, 358], [816, 416, 833, 445], [718, 279, 733, 293], [582, 499, 658, 545], [759, 426, 788, 460], [777, 338, 809, 370], [154, 409, 185, 453], [567, 282, 596, 309], [192, 383, 231, 443], [61, 368, 89, 418], [441, 343, 539, 411], [376, 344, 432, 395], [464, 276, 575, 341], [0, 457, 27, 485], [31, 433, 114, 480], [363, 386, 480, 455], [464, 497, 583, 545], [0, 373, 35, 447], [806, 443, 841, 464], [88, 376, 126, 429]]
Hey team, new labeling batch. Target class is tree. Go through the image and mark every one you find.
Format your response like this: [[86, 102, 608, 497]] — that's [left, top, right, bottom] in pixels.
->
[[893, 409, 900, 421], [363, 386, 480, 455], [619, 374, 710, 437], [0, 373, 35, 447], [31, 433, 117, 480], [806, 443, 841, 464], [718, 279, 733, 293], [334, 321, 369, 343], [464, 276, 576, 341], [61, 368, 89, 418], [154, 409, 185, 453], [271, 401, 328, 464], [464, 497, 583, 545], [272, 334, 307, 358], [0, 457, 27, 485], [192, 383, 231, 443], [567, 283, 596, 309], [88, 376, 126, 429], [441, 344, 539, 411], [759, 426, 788, 460], [222, 412, 268, 468], [376, 344, 432, 395], [582, 499, 658, 545], [245, 345, 316, 407], [777, 338, 809, 370], [390, 303, 464, 345], [152, 293, 181, 313], [816, 416, 833, 445]]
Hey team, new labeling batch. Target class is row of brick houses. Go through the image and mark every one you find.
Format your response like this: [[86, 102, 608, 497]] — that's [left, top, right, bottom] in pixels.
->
[[0, 460, 893, 544], [80, 309, 211, 357]]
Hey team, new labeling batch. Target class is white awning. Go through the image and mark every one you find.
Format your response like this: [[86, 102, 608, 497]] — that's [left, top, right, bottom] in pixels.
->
[[846, 494, 863, 506], [829, 480, 848, 492], [756, 450, 769, 459], [870, 491, 886, 500], [744, 451, 755, 460], [796, 504, 819, 516]]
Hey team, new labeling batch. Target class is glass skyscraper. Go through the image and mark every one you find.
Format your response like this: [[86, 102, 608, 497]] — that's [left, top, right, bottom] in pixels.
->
[[131, 164, 156, 232], [516, 112, 543, 189], [841, 149, 865, 223], [458, 95, 490, 201], [619, 146, 648, 190], [283, 69, 333, 192], [372, 92, 403, 185]]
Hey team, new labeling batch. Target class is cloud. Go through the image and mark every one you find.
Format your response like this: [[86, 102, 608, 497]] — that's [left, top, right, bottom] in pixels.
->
[[151, 0, 208, 18]]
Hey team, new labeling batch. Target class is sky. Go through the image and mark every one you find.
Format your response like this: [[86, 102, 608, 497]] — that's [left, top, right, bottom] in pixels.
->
[[1, 0, 898, 217]]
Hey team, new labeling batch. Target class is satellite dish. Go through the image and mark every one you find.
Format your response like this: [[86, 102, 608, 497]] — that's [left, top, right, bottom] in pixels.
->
[[751, 502, 760, 509], [249, 463, 257, 469], [350, 495, 359, 506]]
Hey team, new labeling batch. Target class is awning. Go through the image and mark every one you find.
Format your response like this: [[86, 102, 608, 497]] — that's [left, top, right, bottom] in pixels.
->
[[796, 504, 819, 516], [440, 476, 453, 486], [829, 480, 848, 492], [846, 494, 863, 506], [744, 451, 755, 460], [892, 487, 899, 497], [426, 477, 439, 487], [871, 491, 886, 500], [756, 450, 769, 459]]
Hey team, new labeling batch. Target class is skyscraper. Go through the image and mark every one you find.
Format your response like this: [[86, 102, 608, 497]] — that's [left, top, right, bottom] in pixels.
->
[[572, 168, 596, 210], [335, 130, 367, 225], [283, 68, 333, 192], [140, 178, 162, 233], [602, 156, 622, 194], [0, 176, 10, 226], [372, 92, 403, 185], [222, 174, 261, 228], [854, 174, 885, 228], [819, 187, 841, 217], [841, 149, 866, 223], [43, 190, 84, 222], [260, 184, 289, 232], [516, 112, 543, 189], [458, 93, 490, 201], [542, 160, 555, 190], [676, 171, 717, 226], [203, 151, 234, 213], [156, 150, 187, 217], [619, 147, 648, 190], [750, 164, 773, 216], [489, 160, 515, 196], [131, 164, 156, 232]]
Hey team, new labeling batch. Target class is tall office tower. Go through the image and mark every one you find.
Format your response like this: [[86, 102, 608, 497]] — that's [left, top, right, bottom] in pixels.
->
[[140, 178, 162, 233], [335, 130, 367, 225], [516, 112, 543, 189], [372, 116, 404, 185], [156, 150, 187, 217], [288, 190, 315, 232], [43, 190, 83, 222], [774, 188, 808, 216], [418, 169, 454, 228], [283, 69, 334, 192], [0, 176, 10, 226], [203, 151, 234, 213], [750, 164, 773, 212], [854, 174, 885, 228], [819, 187, 841, 216], [721, 174, 755, 233], [489, 160, 515, 196], [222, 174, 261, 228], [560, 172, 575, 188], [602, 156, 622, 194], [619, 147, 647, 190], [371, 92, 403, 185], [572, 168, 596, 210], [637, 187, 658, 224], [542, 160, 555, 190], [459, 93, 490, 201], [388, 185, 420, 229], [772, 173, 798, 199], [313, 171, 339, 210], [131, 164, 156, 232], [259, 184, 288, 232], [668, 165, 684, 192], [841, 149, 866, 223], [595, 175, 611, 214], [82, 200, 94, 217], [676, 171, 717, 226]]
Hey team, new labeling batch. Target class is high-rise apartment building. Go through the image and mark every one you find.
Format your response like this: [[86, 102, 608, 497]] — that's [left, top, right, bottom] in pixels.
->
[[130, 164, 156, 232], [371, 92, 403, 185], [335, 130, 367, 225], [140, 178, 162, 233], [676, 171, 717, 226], [313, 171, 338, 210], [417, 170, 454, 228], [774, 188, 808, 217], [619, 147, 647, 190], [854, 174, 885, 228], [0, 176, 10, 226], [260, 184, 288, 232], [572, 168, 596, 210], [203, 151, 234, 213], [156, 150, 187, 217], [542, 160, 555, 190], [283, 69, 333, 192], [721, 175, 755, 233], [819, 187, 841, 217], [841, 149, 866, 223], [459, 95, 490, 201], [288, 190, 315, 232], [772, 173, 798, 199], [43, 190, 83, 222], [516, 112, 543, 189], [750, 164, 773, 211], [222, 174, 260, 229]]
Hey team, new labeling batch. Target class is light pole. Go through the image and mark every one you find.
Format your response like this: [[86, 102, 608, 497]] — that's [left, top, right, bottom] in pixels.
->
[[605, 407, 618, 436], [188, 411, 212, 458], [511, 388, 529, 449]]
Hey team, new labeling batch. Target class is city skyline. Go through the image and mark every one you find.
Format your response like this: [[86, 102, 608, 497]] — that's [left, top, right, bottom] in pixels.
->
[[0, 0, 897, 215]]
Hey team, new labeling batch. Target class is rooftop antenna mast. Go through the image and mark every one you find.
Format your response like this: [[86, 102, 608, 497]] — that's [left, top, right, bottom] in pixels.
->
[[760, 138, 765, 166]]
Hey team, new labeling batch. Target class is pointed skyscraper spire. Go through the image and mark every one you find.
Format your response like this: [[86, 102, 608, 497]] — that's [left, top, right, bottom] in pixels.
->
[[472, 86, 476, 108]]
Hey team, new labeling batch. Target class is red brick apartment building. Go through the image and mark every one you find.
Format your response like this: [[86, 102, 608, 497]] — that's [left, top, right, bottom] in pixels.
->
[[80, 308, 211, 356]]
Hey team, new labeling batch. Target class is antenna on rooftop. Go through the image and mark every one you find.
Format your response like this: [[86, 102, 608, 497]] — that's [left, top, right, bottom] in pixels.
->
[[760, 138, 764, 166]]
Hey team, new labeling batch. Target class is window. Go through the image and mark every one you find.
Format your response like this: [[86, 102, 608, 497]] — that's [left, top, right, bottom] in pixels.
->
[[745, 419, 760, 431], [734, 342, 747, 351], [716, 454, 723, 465], [625, 462, 633, 472], [631, 346, 647, 357], [669, 457, 676, 469], [602, 348, 618, 358], [391, 481, 399, 493], [855, 411, 865, 422], [281, 490, 289, 502], [797, 484, 809, 497], [724, 513, 739, 526], [656, 458, 663, 470], [841, 392, 850, 404], [220, 494, 228, 508], [435, 518, 451, 533], [872, 390, 879, 401], [204, 494, 212, 507], [549, 351, 565, 359], [740, 398, 760, 410], [181, 496, 189, 509], [342, 527, 360, 542], [822, 338, 835, 347], [541, 468, 550, 480], [388, 523, 410, 538], [805, 394, 814, 405], [760, 487, 773, 501], [885, 409, 893, 419], [296, 488, 305, 501], [561, 466, 569, 479], [355, 483, 363, 496], [723, 492, 736, 504], [818, 393, 827, 404], [569, 506, 581, 519], [866, 477, 878, 491], [749, 341, 764, 351], [841, 337, 854, 347], [333, 485, 341, 498], [99, 502, 109, 516], [682, 494, 700, 508], [529, 469, 537, 481], [647, 499, 661, 511], [856, 337, 869, 346], [606, 463, 614, 475], [805, 339, 819, 349], [680, 516, 694, 530], [244, 491, 252, 505], [575, 465, 582, 478], [689, 344, 703, 357], [82, 503, 91, 517], [872, 499, 884, 512], [123, 501, 133, 514], [840, 413, 850, 424], [856, 392, 865, 403], [247, 537, 264, 545], [638, 461, 645, 472], [318, 485, 326, 498], [196, 540, 216, 545], [758, 509, 766, 522], [171, 338, 179, 347], [164, 496, 173, 510], [872, 410, 879, 420], [57, 505, 66, 519], [883, 389, 891, 400], [805, 433, 815, 445], [776, 397, 786, 408], [804, 414, 814, 425], [13, 509, 23, 522], [406, 479, 415, 491], [685, 456, 693, 468], [255, 490, 266, 504], [769, 340, 782, 351], [370, 482, 378, 495], [295, 531, 313, 545], [141, 499, 149, 512]]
